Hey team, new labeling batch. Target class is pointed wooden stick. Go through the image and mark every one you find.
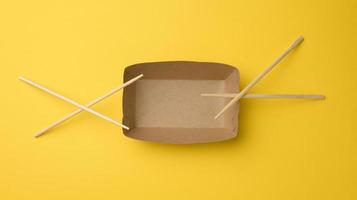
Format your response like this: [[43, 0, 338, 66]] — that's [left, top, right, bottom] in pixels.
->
[[19, 76, 131, 131], [214, 36, 304, 119], [202, 93, 325, 99], [30, 74, 143, 138]]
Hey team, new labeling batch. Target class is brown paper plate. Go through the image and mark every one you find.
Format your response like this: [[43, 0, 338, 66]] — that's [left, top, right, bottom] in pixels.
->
[[122, 61, 239, 144]]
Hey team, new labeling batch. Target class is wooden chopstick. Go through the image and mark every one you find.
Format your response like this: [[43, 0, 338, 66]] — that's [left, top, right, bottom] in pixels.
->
[[214, 36, 304, 119], [19, 76, 131, 131], [31, 74, 143, 138], [201, 93, 325, 99]]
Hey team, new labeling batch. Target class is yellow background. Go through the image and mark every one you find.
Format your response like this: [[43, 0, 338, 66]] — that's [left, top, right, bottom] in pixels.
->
[[1, 0, 356, 199]]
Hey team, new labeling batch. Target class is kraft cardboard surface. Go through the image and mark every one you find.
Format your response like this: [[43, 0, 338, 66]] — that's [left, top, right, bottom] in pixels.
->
[[123, 61, 239, 144]]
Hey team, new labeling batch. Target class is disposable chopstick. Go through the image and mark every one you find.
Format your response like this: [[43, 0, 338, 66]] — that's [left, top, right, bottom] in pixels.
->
[[201, 93, 325, 99], [214, 36, 304, 119], [32, 74, 143, 138], [19, 76, 130, 131]]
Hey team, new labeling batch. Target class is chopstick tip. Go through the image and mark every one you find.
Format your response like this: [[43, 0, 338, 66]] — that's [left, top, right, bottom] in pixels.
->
[[299, 36, 304, 43], [293, 36, 304, 46]]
